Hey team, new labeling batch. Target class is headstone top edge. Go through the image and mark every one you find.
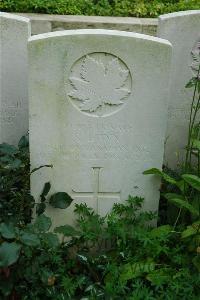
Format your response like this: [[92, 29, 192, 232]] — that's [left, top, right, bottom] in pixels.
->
[[28, 28, 172, 47], [0, 11, 30, 23], [159, 10, 200, 21]]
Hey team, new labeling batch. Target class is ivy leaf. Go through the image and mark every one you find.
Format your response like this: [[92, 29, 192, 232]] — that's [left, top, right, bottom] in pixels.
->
[[0, 223, 15, 239], [34, 214, 52, 232], [182, 174, 200, 192], [49, 192, 73, 209], [54, 225, 80, 237], [0, 242, 21, 267]]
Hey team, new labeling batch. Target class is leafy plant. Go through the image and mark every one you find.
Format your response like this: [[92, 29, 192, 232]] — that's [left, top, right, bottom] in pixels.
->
[[0, 0, 199, 18]]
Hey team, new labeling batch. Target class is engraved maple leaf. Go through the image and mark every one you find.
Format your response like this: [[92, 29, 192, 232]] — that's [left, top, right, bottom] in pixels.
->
[[68, 55, 130, 112], [191, 40, 200, 74]]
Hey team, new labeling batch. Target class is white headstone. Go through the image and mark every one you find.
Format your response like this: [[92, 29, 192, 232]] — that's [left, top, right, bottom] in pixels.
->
[[157, 10, 200, 168], [0, 12, 30, 145], [29, 30, 172, 226]]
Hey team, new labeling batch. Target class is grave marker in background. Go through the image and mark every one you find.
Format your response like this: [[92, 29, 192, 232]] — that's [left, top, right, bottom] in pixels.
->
[[157, 10, 200, 168], [29, 30, 172, 226], [0, 12, 30, 145]]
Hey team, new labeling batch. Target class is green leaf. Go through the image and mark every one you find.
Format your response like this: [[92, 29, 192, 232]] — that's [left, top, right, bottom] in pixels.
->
[[143, 168, 177, 185], [185, 77, 197, 88], [34, 214, 52, 232], [0, 242, 21, 267], [165, 195, 199, 216], [18, 135, 29, 149], [40, 182, 51, 202], [36, 202, 46, 216], [146, 268, 172, 286], [0, 223, 15, 239], [120, 261, 155, 283], [150, 225, 172, 238], [42, 232, 59, 248], [182, 174, 200, 191], [193, 255, 200, 272], [191, 139, 200, 150], [49, 192, 73, 209], [164, 193, 185, 201], [181, 221, 200, 239], [0, 143, 18, 155], [54, 225, 80, 237], [6, 158, 22, 170], [20, 233, 40, 246]]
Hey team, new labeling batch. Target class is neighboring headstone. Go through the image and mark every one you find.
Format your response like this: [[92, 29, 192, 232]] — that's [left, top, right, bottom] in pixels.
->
[[0, 12, 30, 145], [29, 30, 172, 226], [157, 10, 200, 168]]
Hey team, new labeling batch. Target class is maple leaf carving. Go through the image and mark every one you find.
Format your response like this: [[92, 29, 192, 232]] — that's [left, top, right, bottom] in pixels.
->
[[191, 40, 200, 74], [68, 55, 131, 112]]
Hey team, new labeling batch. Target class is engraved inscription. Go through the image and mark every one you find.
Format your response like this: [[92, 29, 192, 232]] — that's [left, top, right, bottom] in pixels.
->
[[67, 53, 132, 117], [191, 38, 200, 75]]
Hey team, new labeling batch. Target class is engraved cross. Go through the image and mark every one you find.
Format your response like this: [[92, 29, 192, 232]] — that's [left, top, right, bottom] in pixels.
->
[[72, 167, 121, 214]]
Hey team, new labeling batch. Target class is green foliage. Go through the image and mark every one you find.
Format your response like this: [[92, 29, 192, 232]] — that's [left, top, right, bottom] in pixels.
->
[[0, 187, 199, 298], [0, 135, 34, 225], [0, 0, 199, 17]]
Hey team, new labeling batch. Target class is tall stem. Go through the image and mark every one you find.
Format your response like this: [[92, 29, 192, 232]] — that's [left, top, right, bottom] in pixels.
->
[[185, 65, 200, 172]]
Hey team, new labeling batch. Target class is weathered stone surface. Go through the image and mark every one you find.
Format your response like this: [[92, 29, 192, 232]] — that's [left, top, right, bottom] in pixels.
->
[[0, 12, 30, 145], [31, 19, 52, 34], [157, 10, 200, 168], [29, 29, 171, 226], [16, 13, 157, 36]]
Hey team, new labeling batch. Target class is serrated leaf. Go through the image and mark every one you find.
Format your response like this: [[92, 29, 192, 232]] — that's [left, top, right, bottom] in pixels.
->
[[150, 225, 172, 238], [54, 225, 80, 237], [49, 192, 73, 209], [0, 223, 15, 239], [68, 55, 130, 112], [0, 242, 21, 267], [20, 233, 40, 246], [34, 214, 52, 232], [120, 261, 155, 283], [182, 174, 200, 191], [146, 268, 172, 286]]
